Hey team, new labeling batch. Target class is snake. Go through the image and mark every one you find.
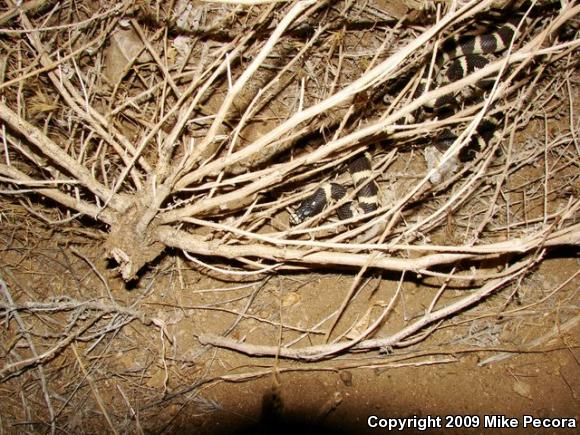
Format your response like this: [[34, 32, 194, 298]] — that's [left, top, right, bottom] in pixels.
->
[[289, 152, 379, 224], [290, 8, 532, 224]]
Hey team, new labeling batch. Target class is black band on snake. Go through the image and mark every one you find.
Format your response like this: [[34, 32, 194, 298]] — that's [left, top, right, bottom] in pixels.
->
[[291, 9, 531, 225], [289, 152, 379, 224], [418, 14, 528, 114]]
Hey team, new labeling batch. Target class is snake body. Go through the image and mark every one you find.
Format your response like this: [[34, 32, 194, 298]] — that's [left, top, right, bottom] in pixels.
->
[[291, 10, 530, 224], [289, 153, 378, 224], [420, 14, 528, 113]]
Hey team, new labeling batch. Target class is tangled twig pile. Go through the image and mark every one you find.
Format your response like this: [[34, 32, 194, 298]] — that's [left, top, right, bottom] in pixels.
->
[[2, 0, 577, 271], [0, 0, 579, 426]]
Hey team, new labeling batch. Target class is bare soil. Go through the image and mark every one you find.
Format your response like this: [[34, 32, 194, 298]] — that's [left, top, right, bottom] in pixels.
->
[[0, 223, 577, 434]]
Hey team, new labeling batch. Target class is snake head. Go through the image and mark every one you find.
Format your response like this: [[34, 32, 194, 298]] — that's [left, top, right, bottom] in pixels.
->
[[289, 195, 325, 224]]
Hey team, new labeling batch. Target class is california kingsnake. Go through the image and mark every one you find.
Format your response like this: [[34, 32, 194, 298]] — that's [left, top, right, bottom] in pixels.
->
[[417, 14, 529, 114], [289, 152, 379, 224], [291, 9, 531, 224]]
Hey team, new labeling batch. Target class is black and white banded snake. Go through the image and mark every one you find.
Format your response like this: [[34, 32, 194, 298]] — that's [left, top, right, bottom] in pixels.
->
[[290, 7, 536, 225]]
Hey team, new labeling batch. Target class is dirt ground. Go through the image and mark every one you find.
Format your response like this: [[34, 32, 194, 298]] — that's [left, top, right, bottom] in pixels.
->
[[143, 257, 580, 435], [0, 223, 577, 434]]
